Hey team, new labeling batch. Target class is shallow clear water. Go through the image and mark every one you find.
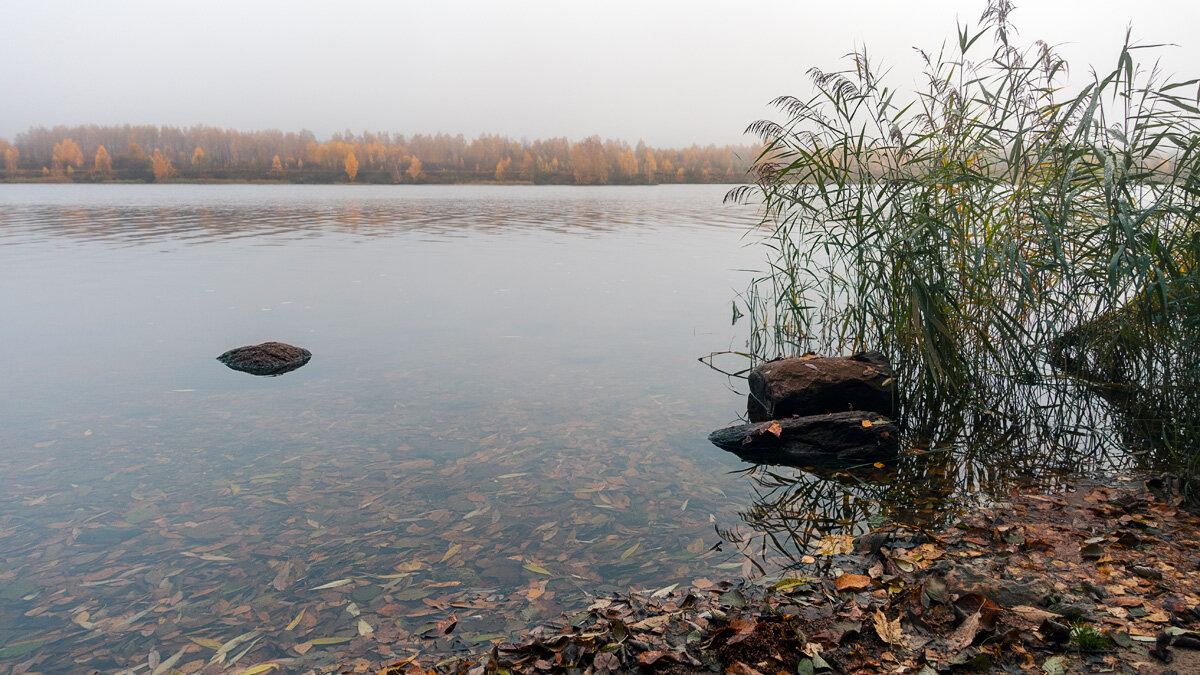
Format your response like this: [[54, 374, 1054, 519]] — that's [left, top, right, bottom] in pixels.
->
[[0, 184, 782, 672], [0, 184, 1137, 672]]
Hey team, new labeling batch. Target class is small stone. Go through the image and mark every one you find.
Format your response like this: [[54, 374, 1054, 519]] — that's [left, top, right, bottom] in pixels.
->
[[217, 341, 311, 376]]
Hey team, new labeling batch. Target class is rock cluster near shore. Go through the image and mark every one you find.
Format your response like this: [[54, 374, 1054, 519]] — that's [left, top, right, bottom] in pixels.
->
[[217, 341, 311, 376], [710, 352, 898, 466]]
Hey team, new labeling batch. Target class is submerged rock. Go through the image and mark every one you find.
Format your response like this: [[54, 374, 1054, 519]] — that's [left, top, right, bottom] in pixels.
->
[[217, 341, 311, 376], [747, 351, 894, 422], [709, 410, 898, 466]]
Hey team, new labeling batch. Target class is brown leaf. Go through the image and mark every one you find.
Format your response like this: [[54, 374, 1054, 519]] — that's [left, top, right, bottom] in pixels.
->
[[1009, 605, 1057, 625], [872, 609, 905, 646], [727, 619, 757, 645], [592, 651, 621, 672], [1109, 596, 1145, 607], [948, 611, 981, 651], [765, 422, 783, 437], [952, 593, 1000, 627], [271, 562, 292, 592], [629, 614, 670, 633], [635, 651, 676, 666], [834, 573, 871, 591], [525, 579, 547, 602]]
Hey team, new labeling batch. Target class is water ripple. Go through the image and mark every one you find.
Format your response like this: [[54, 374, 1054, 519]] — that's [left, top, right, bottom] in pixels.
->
[[0, 184, 760, 249]]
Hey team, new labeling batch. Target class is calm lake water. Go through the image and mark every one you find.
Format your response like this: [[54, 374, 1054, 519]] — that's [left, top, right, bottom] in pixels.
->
[[0, 184, 1134, 673], [0, 184, 793, 672]]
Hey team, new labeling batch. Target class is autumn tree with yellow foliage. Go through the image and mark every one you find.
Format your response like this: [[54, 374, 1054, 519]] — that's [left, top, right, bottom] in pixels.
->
[[150, 149, 174, 181], [0, 140, 17, 177], [407, 156, 424, 182], [94, 145, 111, 174], [51, 138, 83, 176]]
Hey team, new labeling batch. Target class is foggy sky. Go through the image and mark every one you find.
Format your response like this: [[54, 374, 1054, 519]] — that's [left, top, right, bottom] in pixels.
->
[[4, 1, 1199, 147]]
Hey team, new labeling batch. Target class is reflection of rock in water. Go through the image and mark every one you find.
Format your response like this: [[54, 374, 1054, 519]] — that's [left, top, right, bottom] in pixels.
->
[[709, 411, 898, 467], [217, 342, 311, 376]]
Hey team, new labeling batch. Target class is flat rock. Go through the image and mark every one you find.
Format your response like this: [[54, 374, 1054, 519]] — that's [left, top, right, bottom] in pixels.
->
[[748, 351, 894, 422], [217, 341, 311, 376], [709, 410, 898, 466]]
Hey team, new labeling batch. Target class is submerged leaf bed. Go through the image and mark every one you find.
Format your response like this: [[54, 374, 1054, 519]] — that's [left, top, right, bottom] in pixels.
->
[[0, 396, 763, 674]]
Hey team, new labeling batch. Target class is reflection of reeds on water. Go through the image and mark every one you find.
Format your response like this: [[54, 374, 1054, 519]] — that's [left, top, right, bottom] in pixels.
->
[[717, 0, 1200, 570], [720, 388, 1136, 572]]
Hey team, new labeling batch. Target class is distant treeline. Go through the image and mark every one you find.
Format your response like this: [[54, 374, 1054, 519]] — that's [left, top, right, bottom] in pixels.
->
[[0, 125, 758, 185]]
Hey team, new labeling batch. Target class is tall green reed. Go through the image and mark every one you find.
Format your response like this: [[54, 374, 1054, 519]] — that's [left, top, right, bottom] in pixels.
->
[[729, 0, 1200, 492]]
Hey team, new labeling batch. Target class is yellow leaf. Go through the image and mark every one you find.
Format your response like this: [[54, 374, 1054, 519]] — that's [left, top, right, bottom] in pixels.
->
[[772, 577, 815, 591], [238, 664, 280, 675], [211, 631, 259, 664], [620, 543, 640, 560], [523, 563, 552, 576], [873, 462, 885, 469], [861, 419, 873, 428], [440, 543, 462, 563], [310, 579, 352, 590], [189, 637, 223, 650], [814, 534, 854, 556], [284, 609, 305, 632]]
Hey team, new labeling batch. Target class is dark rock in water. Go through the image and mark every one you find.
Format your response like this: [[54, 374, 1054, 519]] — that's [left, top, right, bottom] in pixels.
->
[[217, 341, 311, 376], [747, 351, 894, 422], [709, 411, 898, 466]]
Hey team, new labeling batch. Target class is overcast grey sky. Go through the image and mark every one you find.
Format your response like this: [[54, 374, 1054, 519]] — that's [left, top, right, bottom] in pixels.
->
[[4, 1, 1199, 147]]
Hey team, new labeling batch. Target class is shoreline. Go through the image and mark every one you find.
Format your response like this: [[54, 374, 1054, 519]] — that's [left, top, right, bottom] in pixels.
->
[[339, 475, 1200, 674]]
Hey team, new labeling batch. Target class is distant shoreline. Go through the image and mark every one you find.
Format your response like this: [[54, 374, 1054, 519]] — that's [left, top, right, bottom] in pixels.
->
[[1, 125, 758, 188], [0, 177, 731, 186]]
